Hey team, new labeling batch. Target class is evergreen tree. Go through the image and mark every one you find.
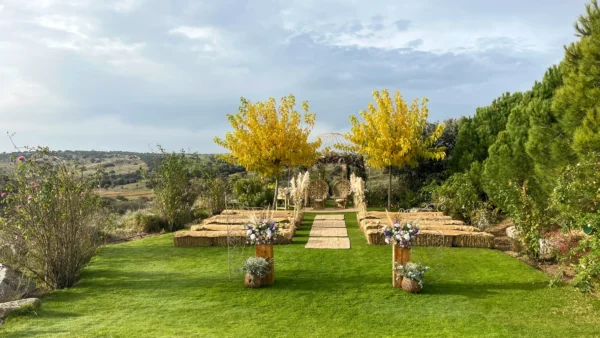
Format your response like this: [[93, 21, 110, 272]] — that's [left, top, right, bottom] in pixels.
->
[[450, 93, 523, 173], [554, 0, 600, 156]]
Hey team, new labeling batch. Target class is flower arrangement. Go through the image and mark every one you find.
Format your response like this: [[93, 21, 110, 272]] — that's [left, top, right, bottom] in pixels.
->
[[240, 257, 270, 277], [245, 214, 280, 245], [394, 262, 430, 288], [381, 219, 420, 247]]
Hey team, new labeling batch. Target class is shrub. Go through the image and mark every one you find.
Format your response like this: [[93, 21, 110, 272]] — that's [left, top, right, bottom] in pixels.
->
[[570, 235, 600, 293], [0, 148, 104, 289], [119, 210, 168, 233], [232, 177, 273, 208], [100, 197, 149, 215], [471, 201, 501, 231], [433, 171, 481, 222], [145, 146, 199, 231], [550, 157, 600, 292], [197, 176, 230, 215]]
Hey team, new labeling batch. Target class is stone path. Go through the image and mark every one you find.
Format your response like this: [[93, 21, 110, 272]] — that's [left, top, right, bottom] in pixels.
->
[[305, 214, 351, 249]]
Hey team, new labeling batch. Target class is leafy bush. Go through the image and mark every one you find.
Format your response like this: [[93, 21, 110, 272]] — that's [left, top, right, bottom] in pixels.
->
[[0, 148, 104, 289], [502, 180, 550, 258], [119, 210, 168, 233], [197, 176, 230, 215], [365, 182, 402, 208], [233, 177, 273, 208], [471, 201, 501, 231], [100, 197, 150, 215], [570, 235, 600, 293], [145, 146, 199, 231], [433, 168, 482, 222], [550, 157, 600, 292]]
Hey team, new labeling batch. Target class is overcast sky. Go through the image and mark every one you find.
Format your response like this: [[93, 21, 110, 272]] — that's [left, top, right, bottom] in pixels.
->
[[0, 0, 589, 153]]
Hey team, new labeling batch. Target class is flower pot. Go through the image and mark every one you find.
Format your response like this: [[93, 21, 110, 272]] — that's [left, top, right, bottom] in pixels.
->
[[245, 273, 262, 288], [401, 278, 422, 293], [393, 246, 411, 288], [256, 244, 274, 285]]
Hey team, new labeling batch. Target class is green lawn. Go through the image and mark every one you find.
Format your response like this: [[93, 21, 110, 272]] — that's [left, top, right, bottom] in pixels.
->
[[2, 213, 599, 337]]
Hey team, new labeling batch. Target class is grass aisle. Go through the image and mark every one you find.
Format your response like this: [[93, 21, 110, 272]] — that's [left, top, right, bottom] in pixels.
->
[[1, 213, 599, 337]]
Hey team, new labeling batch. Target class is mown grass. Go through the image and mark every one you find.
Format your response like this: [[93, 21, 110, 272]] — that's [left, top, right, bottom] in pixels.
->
[[2, 213, 599, 337]]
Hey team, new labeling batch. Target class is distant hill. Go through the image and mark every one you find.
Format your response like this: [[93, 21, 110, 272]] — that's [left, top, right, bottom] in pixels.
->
[[0, 150, 245, 189]]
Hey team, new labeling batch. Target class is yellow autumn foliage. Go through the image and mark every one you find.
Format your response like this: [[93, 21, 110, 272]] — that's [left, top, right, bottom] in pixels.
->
[[340, 89, 446, 169], [214, 94, 321, 178]]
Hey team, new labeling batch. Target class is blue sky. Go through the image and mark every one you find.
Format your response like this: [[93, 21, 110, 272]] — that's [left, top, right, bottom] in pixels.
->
[[0, 0, 588, 153]]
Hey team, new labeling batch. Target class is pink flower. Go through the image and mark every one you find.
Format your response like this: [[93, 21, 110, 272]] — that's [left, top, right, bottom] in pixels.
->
[[27, 195, 33, 201], [17, 156, 25, 162], [1, 192, 6, 198], [17, 205, 22, 209]]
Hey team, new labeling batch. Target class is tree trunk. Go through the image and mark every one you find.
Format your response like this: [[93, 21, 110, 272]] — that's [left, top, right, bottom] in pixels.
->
[[388, 166, 392, 210], [273, 178, 279, 209]]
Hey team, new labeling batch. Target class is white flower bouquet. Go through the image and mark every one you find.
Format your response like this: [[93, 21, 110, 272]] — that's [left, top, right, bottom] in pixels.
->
[[245, 217, 280, 245], [381, 219, 420, 248]]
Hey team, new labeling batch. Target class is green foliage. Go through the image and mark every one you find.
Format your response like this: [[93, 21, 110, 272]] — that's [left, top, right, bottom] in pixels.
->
[[197, 175, 230, 215], [145, 146, 198, 231], [504, 181, 550, 258], [0, 148, 104, 289], [555, 0, 600, 157], [570, 235, 600, 293], [523, 66, 569, 193], [118, 209, 169, 233], [551, 157, 600, 228], [232, 177, 273, 208], [450, 93, 522, 173], [433, 164, 484, 222]]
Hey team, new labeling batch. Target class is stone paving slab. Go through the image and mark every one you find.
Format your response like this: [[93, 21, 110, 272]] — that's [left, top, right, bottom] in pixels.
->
[[305, 237, 351, 249], [315, 214, 345, 220], [309, 228, 348, 237], [311, 220, 347, 228]]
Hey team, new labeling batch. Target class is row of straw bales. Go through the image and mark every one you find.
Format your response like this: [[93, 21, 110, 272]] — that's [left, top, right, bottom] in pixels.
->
[[357, 210, 494, 249], [174, 209, 301, 247]]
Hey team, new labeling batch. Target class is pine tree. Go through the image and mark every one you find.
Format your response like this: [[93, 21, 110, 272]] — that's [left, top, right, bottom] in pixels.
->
[[554, 0, 600, 156]]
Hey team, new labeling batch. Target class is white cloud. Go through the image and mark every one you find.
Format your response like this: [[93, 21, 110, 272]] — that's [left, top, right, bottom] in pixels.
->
[[91, 38, 145, 56], [34, 15, 92, 38], [169, 26, 219, 41], [111, 0, 143, 13], [0, 68, 68, 117]]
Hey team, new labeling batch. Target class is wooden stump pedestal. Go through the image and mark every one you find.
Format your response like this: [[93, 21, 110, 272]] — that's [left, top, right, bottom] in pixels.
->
[[393, 246, 411, 288], [256, 244, 274, 285]]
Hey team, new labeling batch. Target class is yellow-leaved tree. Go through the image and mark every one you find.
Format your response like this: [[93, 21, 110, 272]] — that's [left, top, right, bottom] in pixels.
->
[[214, 94, 322, 208], [340, 89, 446, 210]]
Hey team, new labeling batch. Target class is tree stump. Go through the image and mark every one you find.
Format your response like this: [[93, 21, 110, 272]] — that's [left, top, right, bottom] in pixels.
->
[[256, 244, 274, 285], [393, 246, 411, 288]]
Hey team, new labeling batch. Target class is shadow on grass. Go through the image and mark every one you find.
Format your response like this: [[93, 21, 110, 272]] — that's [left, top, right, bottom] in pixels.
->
[[3, 329, 68, 338], [425, 281, 550, 298]]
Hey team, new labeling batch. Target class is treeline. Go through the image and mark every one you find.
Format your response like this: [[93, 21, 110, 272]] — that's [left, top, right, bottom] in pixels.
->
[[424, 1, 600, 292]]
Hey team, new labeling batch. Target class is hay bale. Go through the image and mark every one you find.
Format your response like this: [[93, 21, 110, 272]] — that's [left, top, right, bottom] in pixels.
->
[[364, 229, 386, 245], [413, 231, 454, 247], [174, 229, 294, 247], [453, 232, 495, 248]]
